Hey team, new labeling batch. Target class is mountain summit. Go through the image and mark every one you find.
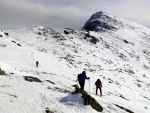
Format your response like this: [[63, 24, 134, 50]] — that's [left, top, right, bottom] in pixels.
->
[[83, 11, 119, 31], [83, 11, 149, 33]]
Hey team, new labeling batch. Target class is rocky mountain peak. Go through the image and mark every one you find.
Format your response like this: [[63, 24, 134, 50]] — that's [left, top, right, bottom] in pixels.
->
[[83, 11, 122, 32], [89, 11, 109, 20]]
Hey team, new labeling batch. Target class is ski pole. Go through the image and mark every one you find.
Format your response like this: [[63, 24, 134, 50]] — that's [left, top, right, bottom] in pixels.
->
[[88, 79, 90, 94]]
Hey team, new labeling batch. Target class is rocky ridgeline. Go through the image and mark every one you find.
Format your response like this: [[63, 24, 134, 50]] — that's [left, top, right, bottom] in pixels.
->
[[26, 26, 66, 41], [82, 11, 123, 32]]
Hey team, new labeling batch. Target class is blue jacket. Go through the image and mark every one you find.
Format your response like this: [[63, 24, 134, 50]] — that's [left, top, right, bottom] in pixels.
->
[[78, 73, 88, 83]]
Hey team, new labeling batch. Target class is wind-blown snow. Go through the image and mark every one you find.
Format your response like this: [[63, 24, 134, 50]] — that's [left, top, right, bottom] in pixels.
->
[[0, 12, 150, 113]]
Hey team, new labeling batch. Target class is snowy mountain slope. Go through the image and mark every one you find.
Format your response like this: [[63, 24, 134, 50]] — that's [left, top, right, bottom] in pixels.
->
[[0, 11, 150, 113], [0, 28, 98, 113]]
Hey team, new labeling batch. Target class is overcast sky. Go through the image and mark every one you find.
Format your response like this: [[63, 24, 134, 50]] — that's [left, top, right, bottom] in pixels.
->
[[0, 0, 150, 32]]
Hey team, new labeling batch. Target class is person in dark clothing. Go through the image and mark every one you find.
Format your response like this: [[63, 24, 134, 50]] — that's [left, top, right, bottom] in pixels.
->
[[95, 79, 102, 96], [77, 71, 90, 90], [36, 61, 39, 68]]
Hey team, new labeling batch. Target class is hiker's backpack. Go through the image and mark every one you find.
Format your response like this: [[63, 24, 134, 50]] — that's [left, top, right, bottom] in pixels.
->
[[77, 74, 82, 81]]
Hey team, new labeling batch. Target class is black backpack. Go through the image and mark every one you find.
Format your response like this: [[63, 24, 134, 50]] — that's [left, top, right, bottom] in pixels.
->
[[77, 74, 82, 81]]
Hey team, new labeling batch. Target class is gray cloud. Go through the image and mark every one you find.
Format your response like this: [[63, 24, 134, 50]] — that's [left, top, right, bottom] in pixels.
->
[[0, 0, 150, 32]]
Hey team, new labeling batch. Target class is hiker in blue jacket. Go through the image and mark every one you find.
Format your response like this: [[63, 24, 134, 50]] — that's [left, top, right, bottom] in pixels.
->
[[77, 71, 90, 90]]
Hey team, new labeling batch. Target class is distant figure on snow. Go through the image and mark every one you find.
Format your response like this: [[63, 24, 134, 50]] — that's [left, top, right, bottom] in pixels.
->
[[77, 71, 90, 90], [95, 79, 102, 96], [36, 61, 39, 68]]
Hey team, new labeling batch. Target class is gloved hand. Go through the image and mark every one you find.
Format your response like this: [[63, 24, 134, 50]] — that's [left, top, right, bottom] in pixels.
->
[[87, 77, 90, 79]]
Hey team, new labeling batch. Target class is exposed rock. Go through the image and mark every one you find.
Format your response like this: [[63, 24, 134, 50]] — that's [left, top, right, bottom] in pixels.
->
[[46, 80, 55, 84], [72, 85, 103, 112], [83, 11, 117, 32], [84, 20, 116, 32], [17, 43, 22, 47], [0, 44, 6, 47], [45, 108, 55, 113], [4, 32, 9, 36], [23, 76, 42, 82], [0, 68, 6, 75], [84, 33, 99, 44], [64, 28, 76, 34], [114, 104, 134, 113]]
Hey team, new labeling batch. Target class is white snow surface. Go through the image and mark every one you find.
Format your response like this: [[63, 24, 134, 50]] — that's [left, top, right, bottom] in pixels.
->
[[0, 13, 150, 113]]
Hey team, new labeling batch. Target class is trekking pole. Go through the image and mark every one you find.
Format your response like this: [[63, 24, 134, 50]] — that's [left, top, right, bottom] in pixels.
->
[[88, 79, 90, 94]]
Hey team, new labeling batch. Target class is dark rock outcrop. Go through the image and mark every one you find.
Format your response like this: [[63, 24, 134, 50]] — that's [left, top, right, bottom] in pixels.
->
[[72, 85, 103, 112], [0, 68, 6, 75], [64, 28, 76, 34], [4, 32, 9, 36], [83, 11, 117, 32], [114, 104, 134, 113], [84, 20, 115, 32], [23, 76, 42, 82]]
